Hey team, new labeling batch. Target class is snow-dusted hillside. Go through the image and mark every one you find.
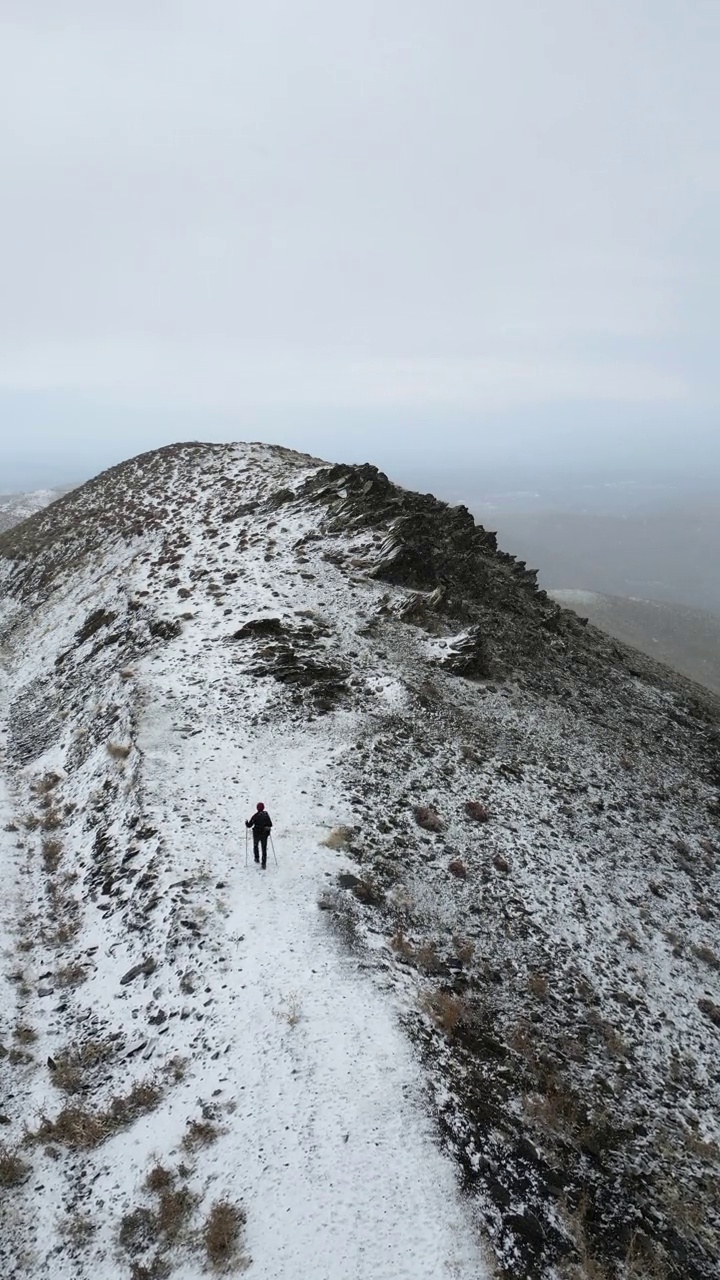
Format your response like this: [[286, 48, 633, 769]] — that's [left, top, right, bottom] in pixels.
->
[[0, 487, 70, 534], [1, 442, 719, 1280]]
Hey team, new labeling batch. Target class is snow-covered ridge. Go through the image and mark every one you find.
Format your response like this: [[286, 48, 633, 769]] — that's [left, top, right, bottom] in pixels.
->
[[0, 441, 719, 1280]]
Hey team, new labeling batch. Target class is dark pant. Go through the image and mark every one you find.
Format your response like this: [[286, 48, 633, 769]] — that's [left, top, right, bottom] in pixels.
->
[[253, 832, 269, 866]]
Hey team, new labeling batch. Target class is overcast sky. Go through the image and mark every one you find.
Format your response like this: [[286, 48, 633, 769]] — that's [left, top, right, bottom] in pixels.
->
[[1, 1, 718, 487]]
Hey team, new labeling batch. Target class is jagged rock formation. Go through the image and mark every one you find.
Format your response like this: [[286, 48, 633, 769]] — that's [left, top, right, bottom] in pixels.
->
[[0, 441, 719, 1280]]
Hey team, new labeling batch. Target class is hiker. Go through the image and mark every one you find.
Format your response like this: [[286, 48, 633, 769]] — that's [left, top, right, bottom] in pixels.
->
[[246, 802, 272, 869]]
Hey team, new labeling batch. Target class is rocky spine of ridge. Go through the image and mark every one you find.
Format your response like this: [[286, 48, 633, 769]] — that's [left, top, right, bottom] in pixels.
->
[[0, 440, 719, 1280]]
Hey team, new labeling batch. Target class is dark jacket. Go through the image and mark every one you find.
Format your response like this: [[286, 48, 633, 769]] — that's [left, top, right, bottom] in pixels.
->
[[246, 810, 272, 831]]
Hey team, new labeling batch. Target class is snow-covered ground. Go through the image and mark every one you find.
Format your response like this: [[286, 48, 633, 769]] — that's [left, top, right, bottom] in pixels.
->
[[0, 444, 488, 1279], [0, 487, 69, 533], [1, 441, 718, 1279]]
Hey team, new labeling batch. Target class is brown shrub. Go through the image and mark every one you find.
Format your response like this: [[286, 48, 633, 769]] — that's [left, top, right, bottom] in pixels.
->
[[528, 972, 549, 1000], [352, 878, 384, 906], [13, 1024, 37, 1045], [465, 800, 490, 823], [413, 805, 443, 832], [57, 1213, 96, 1244], [203, 1199, 248, 1270], [321, 826, 354, 849], [119, 1207, 158, 1255], [157, 1186, 196, 1241], [51, 1040, 113, 1094], [42, 838, 63, 872], [693, 943, 720, 971], [448, 859, 467, 879], [390, 926, 414, 958], [146, 1164, 175, 1193], [182, 1117, 222, 1151], [41, 808, 62, 831], [423, 990, 468, 1037], [454, 937, 475, 966], [31, 1080, 162, 1149], [0, 1143, 30, 1186], [56, 961, 90, 989]]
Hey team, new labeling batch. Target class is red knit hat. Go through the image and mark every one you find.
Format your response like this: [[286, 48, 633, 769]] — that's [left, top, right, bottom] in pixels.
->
[[256, 802, 265, 811]]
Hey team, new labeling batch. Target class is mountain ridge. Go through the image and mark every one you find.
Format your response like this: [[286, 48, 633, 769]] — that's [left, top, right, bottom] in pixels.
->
[[1, 440, 719, 1280]]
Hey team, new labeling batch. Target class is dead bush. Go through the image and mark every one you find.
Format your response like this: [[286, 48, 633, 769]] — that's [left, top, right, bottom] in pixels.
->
[[23, 813, 41, 831], [57, 1213, 96, 1244], [119, 1207, 158, 1255], [41, 808, 62, 831], [321, 826, 354, 849], [414, 941, 444, 975], [157, 1186, 196, 1241], [31, 1079, 162, 1149], [36, 772, 62, 795], [352, 878, 384, 906], [448, 859, 467, 879], [693, 943, 720, 971], [42, 838, 63, 872], [182, 1117, 222, 1151], [56, 961, 90, 989], [413, 805, 443, 832], [13, 1024, 37, 1045], [465, 800, 490, 823], [390, 925, 414, 958], [423, 990, 468, 1037], [0, 1143, 30, 1186], [454, 937, 475, 966], [50, 1040, 113, 1094], [528, 972, 549, 1000], [203, 1199, 249, 1270], [107, 742, 132, 760], [146, 1164, 175, 1193]]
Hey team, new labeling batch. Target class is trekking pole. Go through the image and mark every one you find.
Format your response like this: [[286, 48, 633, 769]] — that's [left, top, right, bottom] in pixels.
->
[[270, 834, 278, 867], [245, 827, 248, 869]]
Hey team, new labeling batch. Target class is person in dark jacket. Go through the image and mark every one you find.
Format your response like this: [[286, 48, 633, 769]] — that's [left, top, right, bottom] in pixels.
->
[[246, 802, 272, 868]]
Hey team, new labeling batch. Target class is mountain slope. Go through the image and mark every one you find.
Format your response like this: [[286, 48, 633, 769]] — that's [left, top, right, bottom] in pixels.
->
[[550, 589, 720, 696], [1, 442, 719, 1280], [0, 487, 72, 534]]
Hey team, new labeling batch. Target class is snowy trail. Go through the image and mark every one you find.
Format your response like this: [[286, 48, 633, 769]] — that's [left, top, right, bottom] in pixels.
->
[[137, 672, 486, 1279]]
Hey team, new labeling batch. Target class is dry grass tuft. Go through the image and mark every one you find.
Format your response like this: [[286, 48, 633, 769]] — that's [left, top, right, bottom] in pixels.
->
[[0, 1143, 30, 1186], [107, 742, 132, 760], [454, 936, 475, 966], [56, 961, 90, 989], [423, 990, 468, 1037], [321, 826, 354, 849], [51, 1040, 113, 1094], [465, 800, 490, 823], [57, 1212, 96, 1245], [693, 943, 720, 971], [145, 1164, 175, 1193], [448, 859, 468, 879], [528, 972, 549, 1000], [156, 1185, 196, 1241], [13, 1024, 38, 1045], [351, 877, 384, 906], [390, 925, 415, 958], [203, 1199, 249, 1270], [42, 837, 63, 872], [182, 1117, 222, 1151], [413, 805, 443, 832], [31, 1079, 162, 1149]]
